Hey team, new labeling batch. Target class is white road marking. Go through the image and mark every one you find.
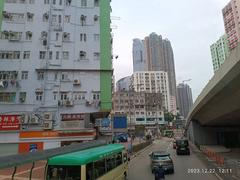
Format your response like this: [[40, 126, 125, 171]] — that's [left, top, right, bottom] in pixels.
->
[[15, 165, 46, 176]]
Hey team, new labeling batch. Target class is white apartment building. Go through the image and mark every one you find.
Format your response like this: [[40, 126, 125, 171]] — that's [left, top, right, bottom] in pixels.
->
[[132, 71, 171, 111], [0, 0, 112, 155]]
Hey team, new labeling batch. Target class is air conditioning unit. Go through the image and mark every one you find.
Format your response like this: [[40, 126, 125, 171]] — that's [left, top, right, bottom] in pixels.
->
[[20, 114, 29, 124], [43, 113, 52, 121], [73, 79, 81, 85], [43, 121, 53, 130], [65, 100, 74, 107], [30, 115, 39, 124]]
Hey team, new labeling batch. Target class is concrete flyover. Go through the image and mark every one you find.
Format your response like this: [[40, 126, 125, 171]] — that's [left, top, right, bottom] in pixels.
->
[[186, 45, 240, 148]]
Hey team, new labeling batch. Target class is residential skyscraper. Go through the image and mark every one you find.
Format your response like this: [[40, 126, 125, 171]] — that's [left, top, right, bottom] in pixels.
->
[[132, 39, 147, 72], [176, 83, 193, 119], [132, 32, 177, 113], [210, 34, 230, 72], [0, 0, 112, 154], [222, 0, 240, 50]]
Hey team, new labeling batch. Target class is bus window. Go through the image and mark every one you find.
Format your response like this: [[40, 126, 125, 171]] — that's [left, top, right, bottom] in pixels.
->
[[116, 152, 122, 166], [94, 159, 106, 178], [86, 162, 94, 180], [106, 155, 116, 171], [47, 165, 81, 180]]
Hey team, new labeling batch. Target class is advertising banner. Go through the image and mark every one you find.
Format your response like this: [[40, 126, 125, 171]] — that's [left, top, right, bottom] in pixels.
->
[[0, 115, 20, 130]]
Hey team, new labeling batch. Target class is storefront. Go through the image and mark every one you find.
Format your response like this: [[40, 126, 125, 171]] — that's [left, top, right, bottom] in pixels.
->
[[19, 129, 96, 152], [0, 115, 20, 156]]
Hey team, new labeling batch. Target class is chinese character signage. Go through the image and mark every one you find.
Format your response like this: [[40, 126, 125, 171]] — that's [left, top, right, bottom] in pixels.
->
[[61, 113, 85, 121], [0, 115, 20, 130]]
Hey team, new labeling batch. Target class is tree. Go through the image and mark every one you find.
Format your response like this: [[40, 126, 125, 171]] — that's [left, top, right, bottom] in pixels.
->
[[164, 111, 175, 122]]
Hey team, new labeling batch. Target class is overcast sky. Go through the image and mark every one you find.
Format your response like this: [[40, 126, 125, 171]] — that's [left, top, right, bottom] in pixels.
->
[[111, 0, 229, 101]]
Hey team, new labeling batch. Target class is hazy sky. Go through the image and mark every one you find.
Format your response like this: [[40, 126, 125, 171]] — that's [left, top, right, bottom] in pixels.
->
[[111, 0, 229, 101]]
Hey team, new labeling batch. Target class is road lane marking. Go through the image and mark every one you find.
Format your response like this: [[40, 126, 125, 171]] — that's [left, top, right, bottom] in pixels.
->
[[15, 165, 46, 176], [214, 173, 223, 180]]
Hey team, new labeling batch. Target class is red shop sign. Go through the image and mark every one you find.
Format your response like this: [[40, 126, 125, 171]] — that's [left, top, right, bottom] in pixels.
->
[[0, 115, 20, 130], [61, 113, 85, 121]]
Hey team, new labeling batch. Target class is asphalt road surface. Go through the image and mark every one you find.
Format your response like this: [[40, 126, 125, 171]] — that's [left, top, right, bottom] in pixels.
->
[[128, 138, 219, 180]]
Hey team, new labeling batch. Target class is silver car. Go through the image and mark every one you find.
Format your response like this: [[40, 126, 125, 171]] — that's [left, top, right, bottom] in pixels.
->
[[149, 151, 174, 174]]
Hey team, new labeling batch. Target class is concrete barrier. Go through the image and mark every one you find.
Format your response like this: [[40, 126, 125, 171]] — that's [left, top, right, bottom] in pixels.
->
[[200, 146, 225, 166], [132, 140, 152, 154]]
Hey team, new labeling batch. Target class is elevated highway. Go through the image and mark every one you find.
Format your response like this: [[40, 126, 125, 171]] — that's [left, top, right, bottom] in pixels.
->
[[186, 45, 240, 148]]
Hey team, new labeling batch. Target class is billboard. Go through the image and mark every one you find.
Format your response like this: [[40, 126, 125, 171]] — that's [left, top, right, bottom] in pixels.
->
[[113, 116, 127, 129], [0, 115, 20, 130]]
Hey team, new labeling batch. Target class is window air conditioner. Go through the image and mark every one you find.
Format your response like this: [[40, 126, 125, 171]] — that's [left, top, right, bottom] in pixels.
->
[[43, 121, 53, 130], [30, 116, 39, 124], [73, 79, 81, 85], [65, 100, 74, 107], [43, 113, 52, 121]]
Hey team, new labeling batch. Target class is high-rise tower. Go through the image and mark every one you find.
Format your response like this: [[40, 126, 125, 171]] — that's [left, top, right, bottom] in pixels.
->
[[222, 0, 240, 50]]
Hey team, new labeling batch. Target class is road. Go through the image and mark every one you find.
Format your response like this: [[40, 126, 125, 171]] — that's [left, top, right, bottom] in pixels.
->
[[128, 138, 219, 180]]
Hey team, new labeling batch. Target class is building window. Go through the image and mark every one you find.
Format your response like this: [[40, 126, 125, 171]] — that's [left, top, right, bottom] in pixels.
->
[[60, 92, 68, 100], [62, 51, 69, 59], [23, 51, 30, 59], [94, 34, 100, 41], [49, 51, 53, 59], [81, 0, 87, 7], [0, 92, 16, 103], [66, 0, 71, 6], [59, 0, 62, 5], [94, 0, 99, 7], [39, 51, 46, 59], [21, 71, 28, 80], [79, 51, 86, 60], [26, 31, 32, 40], [65, 15, 70, 23], [58, 15, 62, 23], [44, 0, 50, 4], [80, 15, 86, 26], [74, 92, 86, 101], [35, 92, 43, 101], [52, 15, 57, 22], [29, 0, 35, 3], [92, 92, 100, 100], [19, 92, 26, 103], [52, 0, 56, 5], [13, 51, 20, 59], [37, 72, 44, 80], [53, 92, 57, 100], [61, 73, 68, 81], [80, 33, 87, 42], [56, 51, 60, 59], [56, 33, 59, 41]]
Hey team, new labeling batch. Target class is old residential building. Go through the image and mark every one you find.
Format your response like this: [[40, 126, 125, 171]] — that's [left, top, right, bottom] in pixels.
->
[[0, 0, 112, 155]]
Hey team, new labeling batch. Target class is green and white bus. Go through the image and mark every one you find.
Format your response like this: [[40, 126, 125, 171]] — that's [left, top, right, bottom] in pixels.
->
[[46, 144, 129, 180]]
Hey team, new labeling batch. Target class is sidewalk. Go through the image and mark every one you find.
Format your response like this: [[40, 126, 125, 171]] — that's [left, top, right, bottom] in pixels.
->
[[190, 142, 240, 180]]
